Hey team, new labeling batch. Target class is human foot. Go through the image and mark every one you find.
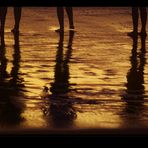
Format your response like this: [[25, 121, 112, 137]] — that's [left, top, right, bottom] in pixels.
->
[[127, 31, 138, 37], [69, 26, 75, 31], [55, 28, 64, 33], [11, 28, 19, 34]]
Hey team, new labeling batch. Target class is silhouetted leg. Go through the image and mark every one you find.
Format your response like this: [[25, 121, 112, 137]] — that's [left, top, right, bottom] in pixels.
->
[[56, 7, 64, 32], [128, 7, 139, 37], [140, 7, 147, 36], [0, 7, 7, 46], [12, 7, 22, 33], [65, 7, 74, 30], [132, 7, 139, 33]]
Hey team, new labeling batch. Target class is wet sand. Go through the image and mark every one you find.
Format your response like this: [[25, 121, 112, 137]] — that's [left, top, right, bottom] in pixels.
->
[[0, 7, 148, 133]]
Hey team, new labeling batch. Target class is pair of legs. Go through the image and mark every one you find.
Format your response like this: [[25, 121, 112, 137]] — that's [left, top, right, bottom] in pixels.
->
[[56, 7, 74, 32], [129, 7, 147, 36], [0, 7, 22, 34]]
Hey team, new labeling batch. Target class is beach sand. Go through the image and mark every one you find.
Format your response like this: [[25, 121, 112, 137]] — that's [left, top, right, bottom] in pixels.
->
[[0, 7, 148, 133]]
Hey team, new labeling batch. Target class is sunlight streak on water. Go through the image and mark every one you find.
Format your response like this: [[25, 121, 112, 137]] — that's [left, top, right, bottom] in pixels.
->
[[0, 7, 148, 131]]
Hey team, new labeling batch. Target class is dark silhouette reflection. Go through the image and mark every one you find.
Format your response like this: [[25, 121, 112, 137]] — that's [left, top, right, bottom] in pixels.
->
[[128, 7, 147, 37], [43, 31, 76, 128], [50, 32, 74, 95], [122, 34, 146, 120], [10, 32, 25, 89], [0, 32, 25, 127]]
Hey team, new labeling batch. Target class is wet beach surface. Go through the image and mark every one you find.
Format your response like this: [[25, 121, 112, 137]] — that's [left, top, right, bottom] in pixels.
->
[[0, 7, 148, 134]]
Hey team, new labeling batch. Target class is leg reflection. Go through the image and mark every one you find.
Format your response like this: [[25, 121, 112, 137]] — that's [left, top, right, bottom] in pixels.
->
[[9, 31, 25, 89], [0, 33, 25, 127], [43, 31, 76, 128], [121, 34, 146, 126]]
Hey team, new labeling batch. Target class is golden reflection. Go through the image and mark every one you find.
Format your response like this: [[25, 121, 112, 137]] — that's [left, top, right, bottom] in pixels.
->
[[121, 34, 147, 127], [0, 32, 25, 128], [21, 108, 48, 128], [75, 111, 122, 128], [42, 30, 77, 128]]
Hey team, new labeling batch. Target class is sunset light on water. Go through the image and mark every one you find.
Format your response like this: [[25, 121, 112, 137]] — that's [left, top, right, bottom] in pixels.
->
[[0, 7, 148, 134]]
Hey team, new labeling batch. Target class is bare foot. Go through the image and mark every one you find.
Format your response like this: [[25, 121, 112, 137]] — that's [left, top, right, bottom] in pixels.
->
[[69, 26, 75, 31], [55, 28, 64, 33], [127, 31, 138, 38], [11, 28, 19, 34]]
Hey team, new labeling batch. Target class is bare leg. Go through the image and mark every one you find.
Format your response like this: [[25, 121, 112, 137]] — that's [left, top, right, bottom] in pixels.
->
[[12, 7, 22, 33], [56, 7, 64, 32], [0, 7, 7, 45], [140, 7, 147, 36], [0, 7, 7, 34], [128, 7, 139, 37], [65, 7, 74, 30], [132, 7, 139, 33]]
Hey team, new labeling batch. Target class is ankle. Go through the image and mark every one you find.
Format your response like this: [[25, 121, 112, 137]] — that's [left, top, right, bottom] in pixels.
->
[[55, 28, 64, 33], [70, 25, 74, 29], [11, 27, 19, 33], [141, 29, 146, 33]]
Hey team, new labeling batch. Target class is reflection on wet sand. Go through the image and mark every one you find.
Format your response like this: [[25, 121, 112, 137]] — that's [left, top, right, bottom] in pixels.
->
[[0, 8, 148, 131], [0, 32, 25, 127], [121, 34, 147, 126], [43, 31, 77, 128]]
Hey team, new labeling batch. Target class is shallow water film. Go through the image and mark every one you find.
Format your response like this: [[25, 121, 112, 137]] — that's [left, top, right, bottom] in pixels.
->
[[0, 7, 148, 133]]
